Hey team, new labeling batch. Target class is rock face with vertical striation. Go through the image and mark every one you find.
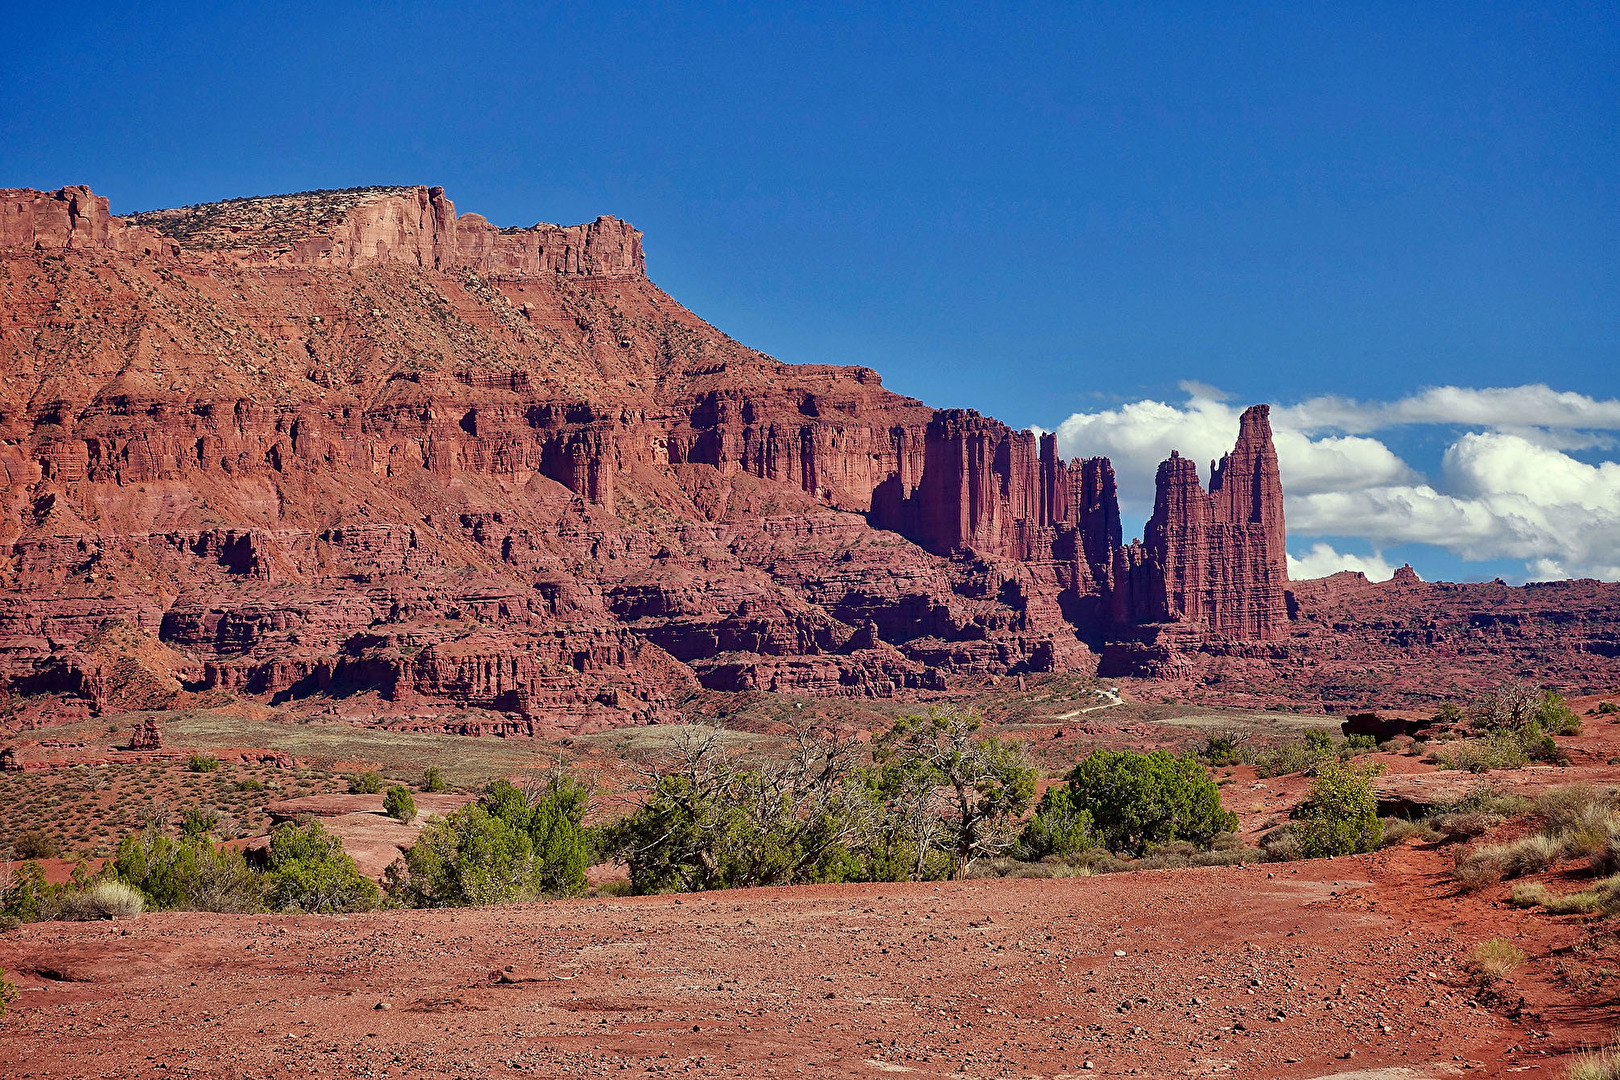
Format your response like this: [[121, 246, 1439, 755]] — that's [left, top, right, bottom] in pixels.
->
[[1128, 404, 1289, 638], [2, 182, 1606, 729]]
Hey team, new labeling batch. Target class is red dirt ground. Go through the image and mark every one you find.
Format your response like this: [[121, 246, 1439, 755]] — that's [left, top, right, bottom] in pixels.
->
[[4, 839, 1613, 1080]]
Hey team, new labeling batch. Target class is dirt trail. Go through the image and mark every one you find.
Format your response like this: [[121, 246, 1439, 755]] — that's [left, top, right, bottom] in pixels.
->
[[0, 844, 1577, 1079]]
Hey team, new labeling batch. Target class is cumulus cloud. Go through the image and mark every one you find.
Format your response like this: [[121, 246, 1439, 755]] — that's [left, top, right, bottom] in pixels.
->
[[1051, 384, 1620, 582], [1286, 543, 1398, 582]]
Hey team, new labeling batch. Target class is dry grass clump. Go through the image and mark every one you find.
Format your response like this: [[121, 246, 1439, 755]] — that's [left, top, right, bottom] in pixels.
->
[[1512, 882, 1555, 908], [1380, 818, 1442, 847], [1593, 837, 1620, 878], [58, 880, 144, 920], [1467, 937, 1527, 979], [1433, 811, 1502, 840], [1455, 833, 1561, 890], [1539, 786, 1620, 836], [1568, 1036, 1620, 1080], [1549, 877, 1620, 917], [1453, 787, 1620, 893]]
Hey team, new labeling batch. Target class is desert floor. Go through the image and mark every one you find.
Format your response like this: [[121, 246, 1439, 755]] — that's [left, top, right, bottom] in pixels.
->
[[3, 838, 1607, 1080]]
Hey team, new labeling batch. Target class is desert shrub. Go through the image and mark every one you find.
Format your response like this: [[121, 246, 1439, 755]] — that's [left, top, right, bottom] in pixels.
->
[[234, 778, 263, 792], [1461, 683, 1580, 759], [383, 786, 416, 823], [1343, 734, 1378, 754], [348, 771, 383, 795], [1592, 836, 1620, 877], [595, 878, 633, 898], [180, 806, 220, 840], [263, 821, 377, 913], [1189, 845, 1265, 867], [1467, 937, 1526, 979], [1453, 845, 1509, 891], [1599, 702, 1620, 716], [1434, 702, 1467, 726], [1503, 833, 1561, 875], [0, 861, 48, 923], [1016, 785, 1099, 860], [1260, 827, 1303, 862], [0, 965, 15, 1018], [186, 754, 220, 773], [1524, 875, 1620, 917], [1293, 761, 1384, 858], [1536, 692, 1584, 736], [1252, 738, 1334, 779], [112, 828, 262, 913], [395, 805, 534, 906], [1429, 735, 1530, 773], [1445, 786, 1535, 819], [394, 775, 590, 906], [1061, 749, 1236, 856], [12, 829, 58, 860], [1200, 731, 1246, 767], [83, 881, 143, 919], [861, 709, 1037, 880], [423, 766, 446, 793], [1304, 729, 1335, 754]]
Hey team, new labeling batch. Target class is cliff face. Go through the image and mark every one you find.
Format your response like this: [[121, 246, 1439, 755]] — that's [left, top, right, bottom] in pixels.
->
[[12, 182, 1567, 732]]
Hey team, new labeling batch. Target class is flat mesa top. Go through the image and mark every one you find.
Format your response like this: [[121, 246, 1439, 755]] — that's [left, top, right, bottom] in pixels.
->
[[122, 186, 421, 250]]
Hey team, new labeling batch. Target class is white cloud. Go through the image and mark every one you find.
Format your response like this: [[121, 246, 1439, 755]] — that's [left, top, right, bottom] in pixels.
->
[[1287, 543, 1398, 582], [1051, 384, 1620, 582], [1281, 385, 1620, 434]]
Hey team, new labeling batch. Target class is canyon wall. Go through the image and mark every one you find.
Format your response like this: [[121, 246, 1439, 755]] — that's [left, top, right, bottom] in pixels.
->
[[3, 183, 1599, 730]]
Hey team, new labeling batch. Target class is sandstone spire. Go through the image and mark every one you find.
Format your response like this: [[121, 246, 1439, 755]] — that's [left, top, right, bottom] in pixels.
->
[[1129, 405, 1290, 639]]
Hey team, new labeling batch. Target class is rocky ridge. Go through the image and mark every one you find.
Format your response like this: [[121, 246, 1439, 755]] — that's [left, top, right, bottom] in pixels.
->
[[0, 183, 1613, 730]]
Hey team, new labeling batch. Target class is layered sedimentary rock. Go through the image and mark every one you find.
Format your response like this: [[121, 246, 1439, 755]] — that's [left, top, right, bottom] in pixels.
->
[[2, 182, 1600, 729]]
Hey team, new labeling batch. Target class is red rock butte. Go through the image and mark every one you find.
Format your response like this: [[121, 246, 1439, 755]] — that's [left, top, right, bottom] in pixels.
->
[[1, 184, 1615, 730]]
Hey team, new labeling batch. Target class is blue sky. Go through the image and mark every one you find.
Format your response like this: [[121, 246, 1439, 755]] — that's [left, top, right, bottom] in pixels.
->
[[3, 2, 1616, 582]]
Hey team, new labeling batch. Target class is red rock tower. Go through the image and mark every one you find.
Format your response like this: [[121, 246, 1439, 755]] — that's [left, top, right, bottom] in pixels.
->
[[1131, 404, 1289, 639]]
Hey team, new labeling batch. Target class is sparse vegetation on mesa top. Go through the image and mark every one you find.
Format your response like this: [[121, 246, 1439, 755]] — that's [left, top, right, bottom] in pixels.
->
[[12, 828, 59, 860], [0, 759, 338, 863], [123, 186, 417, 249]]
